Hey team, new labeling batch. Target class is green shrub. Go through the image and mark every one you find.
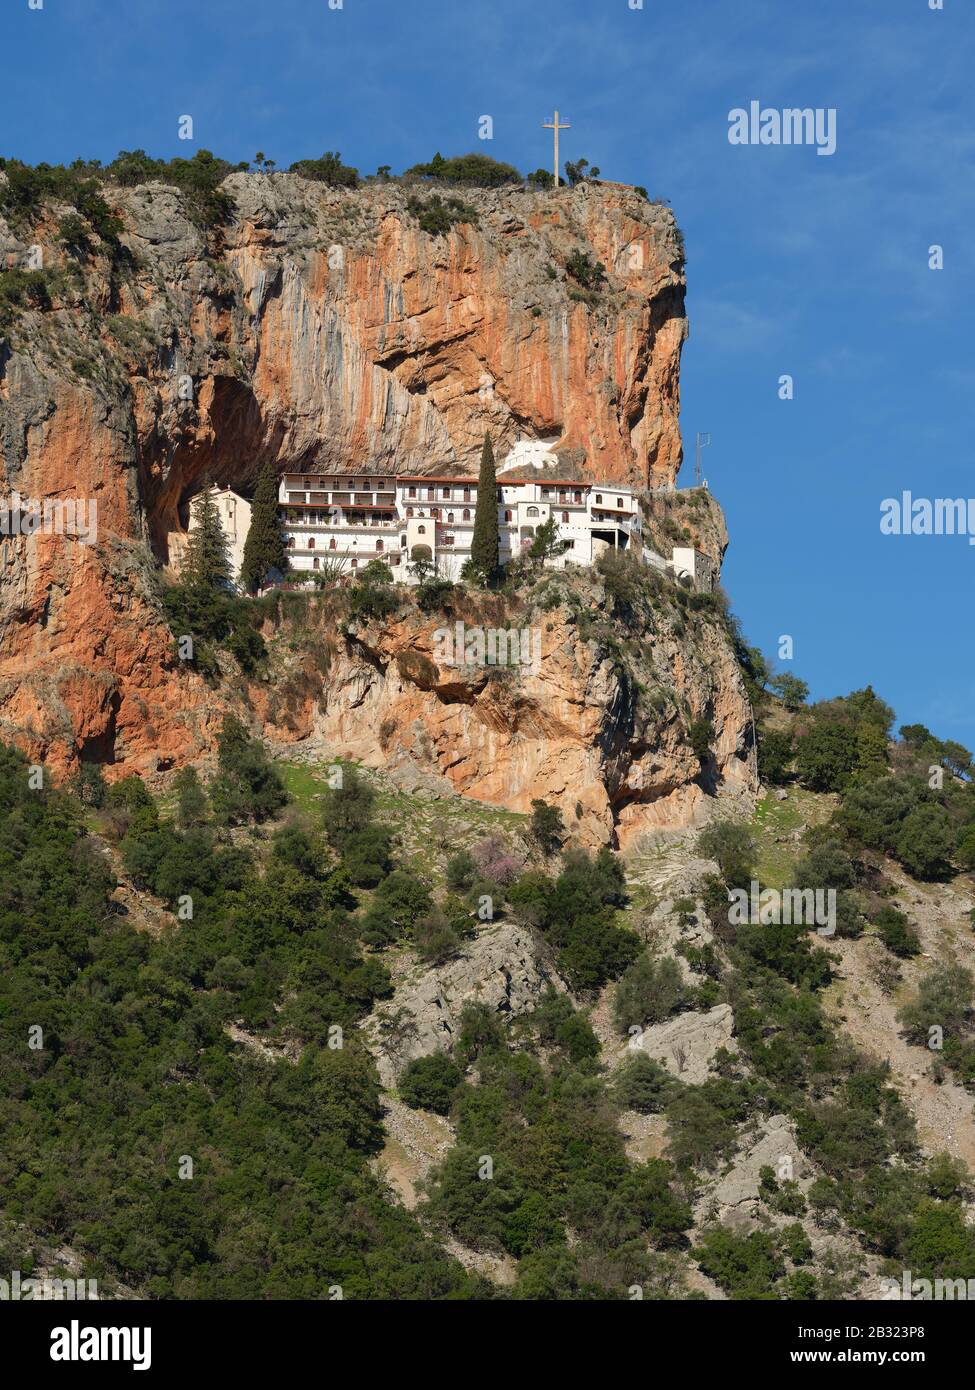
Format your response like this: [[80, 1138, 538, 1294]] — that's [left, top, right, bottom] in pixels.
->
[[696, 821, 757, 889], [613, 953, 688, 1033], [399, 1053, 463, 1114], [613, 1053, 679, 1113], [874, 906, 920, 958]]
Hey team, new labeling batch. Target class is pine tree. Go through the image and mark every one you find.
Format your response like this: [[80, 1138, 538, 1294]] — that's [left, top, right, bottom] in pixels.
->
[[470, 431, 500, 583], [240, 461, 287, 593], [183, 486, 233, 593]]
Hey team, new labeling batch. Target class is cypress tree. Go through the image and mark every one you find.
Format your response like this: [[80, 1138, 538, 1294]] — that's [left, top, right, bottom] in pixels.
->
[[183, 486, 233, 594], [470, 431, 500, 583], [240, 461, 287, 593]]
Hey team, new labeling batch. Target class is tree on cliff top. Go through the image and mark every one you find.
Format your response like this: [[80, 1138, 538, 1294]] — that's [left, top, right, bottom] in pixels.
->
[[404, 152, 521, 187], [469, 432, 500, 585], [240, 461, 288, 593], [184, 486, 233, 594], [288, 151, 359, 187]]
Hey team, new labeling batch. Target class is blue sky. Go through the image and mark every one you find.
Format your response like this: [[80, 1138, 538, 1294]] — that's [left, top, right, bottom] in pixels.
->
[[3, 0, 973, 745]]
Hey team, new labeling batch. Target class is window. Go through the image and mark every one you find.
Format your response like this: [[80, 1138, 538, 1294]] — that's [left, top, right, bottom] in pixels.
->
[[351, 558, 358, 569], [313, 557, 320, 569], [527, 506, 539, 518], [595, 494, 603, 504], [406, 506, 413, 518], [408, 486, 417, 498], [562, 511, 569, 523], [463, 508, 471, 521], [426, 487, 435, 501], [442, 487, 450, 499], [504, 509, 513, 522], [308, 538, 315, 549], [287, 536, 295, 548], [376, 539, 383, 552], [617, 497, 624, 508], [447, 512, 454, 523], [463, 489, 471, 502], [417, 524, 426, 535], [574, 491, 582, 504], [328, 538, 336, 550]]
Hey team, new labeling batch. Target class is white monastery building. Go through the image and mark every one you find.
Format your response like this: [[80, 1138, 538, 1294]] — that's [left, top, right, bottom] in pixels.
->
[[171, 485, 252, 585], [275, 441, 715, 591]]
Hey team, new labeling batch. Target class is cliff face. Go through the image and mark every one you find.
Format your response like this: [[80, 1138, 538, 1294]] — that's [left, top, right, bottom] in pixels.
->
[[0, 171, 689, 779], [252, 569, 754, 849]]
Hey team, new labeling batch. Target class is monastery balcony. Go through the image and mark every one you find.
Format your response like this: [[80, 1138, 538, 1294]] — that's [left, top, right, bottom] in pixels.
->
[[285, 518, 400, 531]]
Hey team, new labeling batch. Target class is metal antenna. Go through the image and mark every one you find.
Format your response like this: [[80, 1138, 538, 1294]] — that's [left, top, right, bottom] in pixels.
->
[[695, 432, 711, 487]]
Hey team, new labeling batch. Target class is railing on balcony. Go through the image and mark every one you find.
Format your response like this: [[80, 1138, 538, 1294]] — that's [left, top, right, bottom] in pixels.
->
[[284, 517, 400, 530]]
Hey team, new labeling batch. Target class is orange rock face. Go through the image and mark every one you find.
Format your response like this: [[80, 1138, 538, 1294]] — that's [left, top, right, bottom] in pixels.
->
[[0, 173, 688, 778], [253, 577, 754, 849]]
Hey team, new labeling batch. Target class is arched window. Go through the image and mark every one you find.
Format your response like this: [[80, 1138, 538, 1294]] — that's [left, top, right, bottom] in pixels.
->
[[462, 508, 471, 521], [406, 506, 413, 518], [328, 538, 336, 550], [313, 557, 320, 569], [308, 537, 315, 549], [574, 491, 582, 504], [527, 506, 539, 518], [417, 524, 426, 535], [376, 539, 384, 552], [442, 487, 450, 499], [287, 536, 295, 548], [432, 508, 441, 520], [504, 509, 512, 522], [447, 512, 454, 523], [351, 557, 358, 569]]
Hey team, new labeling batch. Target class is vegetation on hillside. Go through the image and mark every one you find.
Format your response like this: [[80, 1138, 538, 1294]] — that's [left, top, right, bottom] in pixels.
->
[[0, 739, 480, 1298]]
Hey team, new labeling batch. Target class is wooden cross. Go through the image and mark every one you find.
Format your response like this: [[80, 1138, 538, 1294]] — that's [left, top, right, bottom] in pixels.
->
[[543, 110, 571, 187]]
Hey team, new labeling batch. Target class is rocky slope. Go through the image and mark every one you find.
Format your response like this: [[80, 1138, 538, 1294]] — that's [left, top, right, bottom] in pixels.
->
[[253, 556, 755, 848], [0, 171, 687, 778]]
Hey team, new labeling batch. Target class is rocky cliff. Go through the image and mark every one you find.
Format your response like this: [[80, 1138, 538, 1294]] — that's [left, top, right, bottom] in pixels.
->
[[0, 169, 699, 788], [254, 556, 755, 848]]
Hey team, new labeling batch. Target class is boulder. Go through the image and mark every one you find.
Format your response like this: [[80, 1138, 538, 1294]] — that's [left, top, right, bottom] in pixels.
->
[[630, 1004, 736, 1084]]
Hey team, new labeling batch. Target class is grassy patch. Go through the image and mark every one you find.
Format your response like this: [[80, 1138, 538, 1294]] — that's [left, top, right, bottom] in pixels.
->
[[750, 789, 829, 889], [275, 755, 527, 879]]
